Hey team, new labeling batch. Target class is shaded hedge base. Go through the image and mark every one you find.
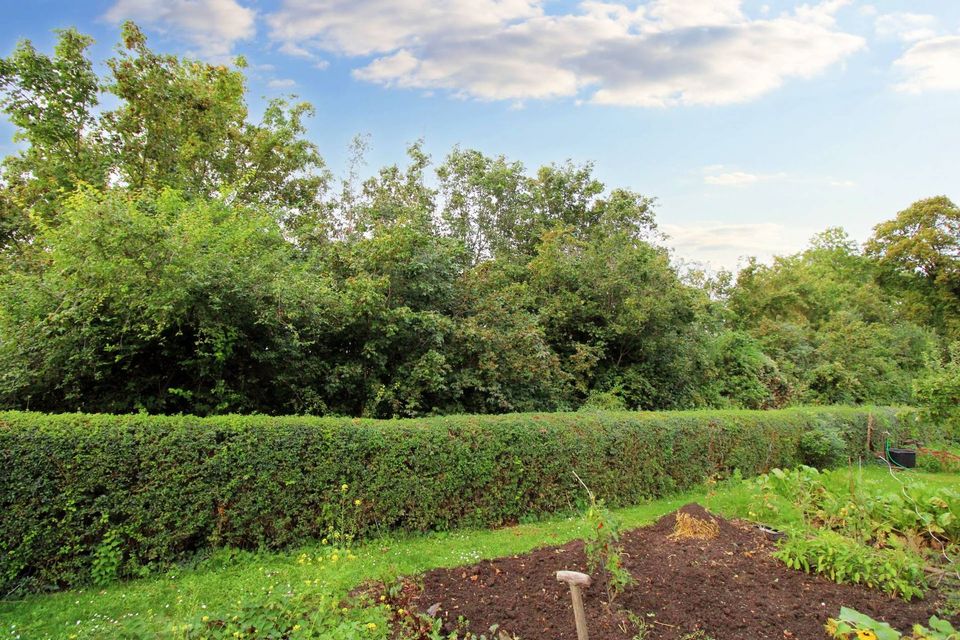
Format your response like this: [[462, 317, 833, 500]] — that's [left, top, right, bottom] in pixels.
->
[[0, 407, 920, 593]]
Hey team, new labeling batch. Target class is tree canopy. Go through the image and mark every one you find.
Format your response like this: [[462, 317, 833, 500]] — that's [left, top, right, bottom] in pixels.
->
[[0, 26, 956, 419]]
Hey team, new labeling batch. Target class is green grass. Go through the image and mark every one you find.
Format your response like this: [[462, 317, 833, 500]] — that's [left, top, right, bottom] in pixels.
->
[[2, 464, 955, 639]]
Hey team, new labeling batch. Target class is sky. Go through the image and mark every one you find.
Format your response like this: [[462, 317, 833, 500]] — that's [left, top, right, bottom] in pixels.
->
[[1, 0, 958, 270]]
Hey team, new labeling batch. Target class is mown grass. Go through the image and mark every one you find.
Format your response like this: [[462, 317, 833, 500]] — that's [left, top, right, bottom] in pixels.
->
[[2, 464, 955, 639]]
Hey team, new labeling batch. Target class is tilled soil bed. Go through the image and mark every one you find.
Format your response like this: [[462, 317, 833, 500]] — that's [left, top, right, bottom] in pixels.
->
[[411, 504, 955, 640]]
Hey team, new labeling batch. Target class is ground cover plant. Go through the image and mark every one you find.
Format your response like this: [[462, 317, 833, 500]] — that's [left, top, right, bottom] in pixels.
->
[[827, 607, 959, 640], [2, 466, 957, 639], [748, 465, 959, 602]]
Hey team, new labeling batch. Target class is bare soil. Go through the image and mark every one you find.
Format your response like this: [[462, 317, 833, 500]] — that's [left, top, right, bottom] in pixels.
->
[[409, 504, 955, 640]]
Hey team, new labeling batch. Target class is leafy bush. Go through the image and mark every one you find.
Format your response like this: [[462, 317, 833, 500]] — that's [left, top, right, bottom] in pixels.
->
[[914, 342, 960, 443], [0, 407, 916, 593], [799, 425, 847, 468]]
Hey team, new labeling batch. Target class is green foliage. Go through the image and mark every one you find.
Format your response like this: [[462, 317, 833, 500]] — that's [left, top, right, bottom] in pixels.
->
[[774, 529, 927, 600], [827, 607, 960, 640], [728, 228, 936, 406], [0, 188, 336, 414], [914, 342, 960, 442], [756, 463, 960, 603], [0, 407, 911, 594], [1, 26, 958, 420], [579, 476, 634, 605], [756, 464, 960, 547], [866, 196, 960, 340], [184, 589, 393, 640], [799, 425, 847, 468]]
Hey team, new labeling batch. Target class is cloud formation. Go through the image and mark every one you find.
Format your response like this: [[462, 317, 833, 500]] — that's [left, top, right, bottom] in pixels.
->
[[893, 35, 960, 93], [268, 0, 865, 106], [874, 12, 938, 43], [701, 167, 853, 188], [663, 221, 811, 269], [104, 0, 255, 58]]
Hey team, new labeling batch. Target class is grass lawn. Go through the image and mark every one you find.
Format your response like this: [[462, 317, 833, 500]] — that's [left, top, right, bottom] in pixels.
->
[[2, 464, 956, 639]]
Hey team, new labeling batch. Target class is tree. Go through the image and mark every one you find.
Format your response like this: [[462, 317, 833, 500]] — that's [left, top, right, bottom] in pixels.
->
[[0, 24, 329, 251], [728, 228, 935, 405], [526, 224, 706, 409], [0, 188, 336, 414], [913, 342, 960, 441], [866, 196, 960, 338], [0, 29, 106, 249]]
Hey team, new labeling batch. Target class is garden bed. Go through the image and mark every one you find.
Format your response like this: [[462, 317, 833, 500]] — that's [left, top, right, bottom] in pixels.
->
[[409, 504, 954, 639]]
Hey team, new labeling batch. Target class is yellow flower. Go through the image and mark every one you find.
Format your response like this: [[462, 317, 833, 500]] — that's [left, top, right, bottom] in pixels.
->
[[366, 623, 377, 631], [397, 609, 405, 615], [201, 616, 209, 622], [354, 499, 362, 506], [341, 483, 349, 492], [292, 624, 301, 632], [825, 619, 838, 636], [856, 630, 877, 640], [379, 595, 386, 601]]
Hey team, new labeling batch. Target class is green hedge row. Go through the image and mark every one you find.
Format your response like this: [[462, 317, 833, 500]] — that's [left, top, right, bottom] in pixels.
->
[[0, 407, 921, 593]]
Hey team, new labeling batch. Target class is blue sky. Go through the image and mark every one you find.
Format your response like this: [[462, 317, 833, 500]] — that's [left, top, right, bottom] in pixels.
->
[[2, 0, 958, 269]]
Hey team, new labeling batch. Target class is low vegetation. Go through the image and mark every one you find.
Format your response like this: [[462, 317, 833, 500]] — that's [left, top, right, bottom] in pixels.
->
[[1, 465, 956, 639]]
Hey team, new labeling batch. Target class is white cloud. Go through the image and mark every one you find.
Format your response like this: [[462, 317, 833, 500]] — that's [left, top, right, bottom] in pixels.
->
[[663, 221, 811, 269], [267, 78, 297, 89], [267, 0, 542, 57], [828, 178, 856, 188], [704, 171, 764, 186], [267, 0, 865, 106], [702, 166, 855, 188], [104, 0, 255, 58], [875, 12, 938, 43], [893, 35, 960, 93]]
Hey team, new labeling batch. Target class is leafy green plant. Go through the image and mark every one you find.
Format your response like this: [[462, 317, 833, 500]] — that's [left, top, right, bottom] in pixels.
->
[[774, 529, 926, 600], [184, 589, 392, 640], [826, 606, 959, 640], [91, 517, 124, 587], [577, 472, 634, 606]]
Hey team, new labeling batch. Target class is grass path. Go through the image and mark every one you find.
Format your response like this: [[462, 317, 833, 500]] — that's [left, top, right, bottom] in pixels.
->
[[2, 465, 953, 639]]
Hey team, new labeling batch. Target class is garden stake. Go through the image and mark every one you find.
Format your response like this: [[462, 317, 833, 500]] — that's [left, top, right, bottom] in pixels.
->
[[556, 570, 591, 640]]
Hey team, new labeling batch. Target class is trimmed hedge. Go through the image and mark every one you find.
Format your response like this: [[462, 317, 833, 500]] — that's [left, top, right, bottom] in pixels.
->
[[0, 407, 920, 593]]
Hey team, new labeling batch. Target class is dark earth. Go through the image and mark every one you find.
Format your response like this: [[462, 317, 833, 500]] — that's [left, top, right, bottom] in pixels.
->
[[408, 504, 956, 640]]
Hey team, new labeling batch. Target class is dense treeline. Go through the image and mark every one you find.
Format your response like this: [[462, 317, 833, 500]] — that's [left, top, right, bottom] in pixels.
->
[[1, 26, 958, 419]]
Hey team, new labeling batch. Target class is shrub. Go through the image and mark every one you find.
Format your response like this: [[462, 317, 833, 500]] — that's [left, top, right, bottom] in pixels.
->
[[799, 425, 847, 468], [0, 407, 918, 593]]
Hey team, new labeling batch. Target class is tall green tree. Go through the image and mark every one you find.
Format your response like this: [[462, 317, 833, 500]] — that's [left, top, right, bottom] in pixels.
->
[[866, 196, 960, 339], [0, 29, 106, 250], [0, 24, 329, 250]]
